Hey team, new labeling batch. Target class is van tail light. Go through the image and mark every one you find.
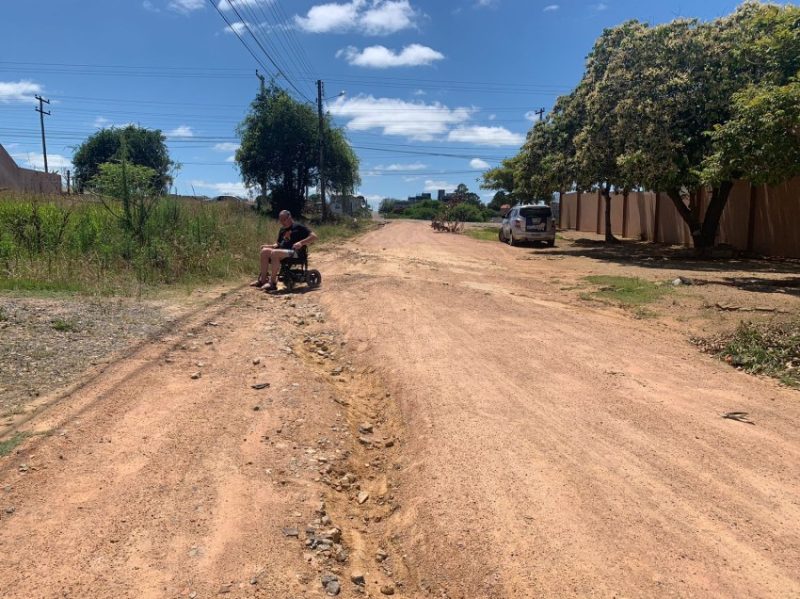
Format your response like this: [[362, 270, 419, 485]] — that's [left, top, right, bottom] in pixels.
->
[[514, 218, 523, 228]]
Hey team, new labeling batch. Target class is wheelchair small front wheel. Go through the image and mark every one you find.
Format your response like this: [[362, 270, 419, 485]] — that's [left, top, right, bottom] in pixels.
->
[[306, 269, 322, 288], [283, 273, 295, 292]]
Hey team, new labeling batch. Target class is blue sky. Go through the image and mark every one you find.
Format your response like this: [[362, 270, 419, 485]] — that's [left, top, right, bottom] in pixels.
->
[[1, 0, 754, 207]]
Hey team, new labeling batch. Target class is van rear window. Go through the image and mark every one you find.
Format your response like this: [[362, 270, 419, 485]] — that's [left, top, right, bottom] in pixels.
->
[[519, 207, 551, 218]]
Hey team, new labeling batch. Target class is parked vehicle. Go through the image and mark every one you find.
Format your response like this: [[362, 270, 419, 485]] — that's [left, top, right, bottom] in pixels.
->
[[499, 204, 556, 246]]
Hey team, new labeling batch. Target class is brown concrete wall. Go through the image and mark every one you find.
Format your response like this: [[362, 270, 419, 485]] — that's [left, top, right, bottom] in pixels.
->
[[0, 144, 62, 195], [561, 179, 800, 258]]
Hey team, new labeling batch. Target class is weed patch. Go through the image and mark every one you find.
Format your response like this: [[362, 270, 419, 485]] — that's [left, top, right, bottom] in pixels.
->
[[584, 275, 671, 306], [465, 227, 500, 242], [0, 432, 30, 457], [694, 320, 800, 388], [51, 318, 79, 333]]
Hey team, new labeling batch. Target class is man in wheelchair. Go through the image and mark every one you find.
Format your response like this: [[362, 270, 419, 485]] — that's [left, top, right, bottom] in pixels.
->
[[251, 210, 317, 292]]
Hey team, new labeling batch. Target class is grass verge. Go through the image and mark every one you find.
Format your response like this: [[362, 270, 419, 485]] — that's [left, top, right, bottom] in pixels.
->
[[583, 275, 672, 307], [694, 320, 800, 388], [465, 227, 501, 242], [0, 432, 30, 457]]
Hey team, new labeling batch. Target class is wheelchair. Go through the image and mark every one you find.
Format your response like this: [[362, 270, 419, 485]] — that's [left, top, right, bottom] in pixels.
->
[[277, 249, 322, 292]]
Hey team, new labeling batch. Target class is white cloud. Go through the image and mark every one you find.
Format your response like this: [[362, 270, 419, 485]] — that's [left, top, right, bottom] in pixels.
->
[[16, 153, 73, 171], [168, 0, 205, 14], [225, 155, 236, 162], [214, 142, 240, 152], [413, 89, 426, 96], [143, 1, 161, 12], [424, 180, 457, 193], [360, 0, 417, 35], [488, 113, 496, 120], [474, 0, 498, 8], [93, 116, 111, 128], [470, 158, 490, 169], [218, 0, 271, 10], [337, 44, 444, 68], [295, 0, 418, 35], [167, 125, 194, 138], [384, 162, 426, 171], [190, 180, 250, 196], [593, 2, 608, 10], [327, 94, 472, 141], [543, 4, 559, 11], [0, 80, 42, 103], [525, 110, 543, 122], [447, 126, 525, 147]]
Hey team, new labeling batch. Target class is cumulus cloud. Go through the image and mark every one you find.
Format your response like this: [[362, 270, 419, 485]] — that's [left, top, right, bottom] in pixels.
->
[[424, 180, 457, 193], [168, 0, 205, 14], [167, 125, 194, 138], [337, 44, 444, 68], [543, 4, 559, 11], [295, 0, 418, 35], [327, 94, 472, 141], [447, 126, 525, 146], [15, 153, 73, 171], [0, 80, 42, 103], [594, 2, 608, 10], [191, 180, 250, 196], [470, 158, 490, 169]]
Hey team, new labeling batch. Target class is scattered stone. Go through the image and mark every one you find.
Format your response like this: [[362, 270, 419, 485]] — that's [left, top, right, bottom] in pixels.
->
[[252, 357, 262, 365], [252, 406, 261, 411], [384, 439, 395, 448], [376, 549, 388, 562], [380, 584, 395, 595], [282, 527, 300, 538], [196, 361, 205, 368], [4, 506, 15, 514], [217, 583, 232, 594], [251, 382, 270, 390], [358, 436, 372, 446], [357, 491, 370, 505], [358, 423, 373, 434], [350, 572, 366, 586], [321, 574, 340, 596], [190, 372, 201, 380], [18, 464, 28, 473]]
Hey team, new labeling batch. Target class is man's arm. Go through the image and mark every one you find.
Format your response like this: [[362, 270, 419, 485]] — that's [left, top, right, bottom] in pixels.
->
[[293, 229, 317, 251]]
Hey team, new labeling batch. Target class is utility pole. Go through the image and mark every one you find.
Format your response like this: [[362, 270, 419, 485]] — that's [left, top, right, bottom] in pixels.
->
[[534, 107, 546, 122], [317, 79, 327, 221], [256, 70, 265, 94], [35, 95, 51, 173]]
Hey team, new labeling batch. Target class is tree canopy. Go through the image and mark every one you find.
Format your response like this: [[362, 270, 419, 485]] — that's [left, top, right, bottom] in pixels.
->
[[236, 83, 360, 217], [73, 125, 173, 193], [496, 1, 800, 250]]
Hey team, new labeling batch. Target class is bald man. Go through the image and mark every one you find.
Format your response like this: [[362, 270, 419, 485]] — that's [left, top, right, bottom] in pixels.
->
[[251, 210, 317, 291]]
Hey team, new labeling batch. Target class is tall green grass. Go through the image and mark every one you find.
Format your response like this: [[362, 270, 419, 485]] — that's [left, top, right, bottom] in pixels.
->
[[0, 194, 364, 296]]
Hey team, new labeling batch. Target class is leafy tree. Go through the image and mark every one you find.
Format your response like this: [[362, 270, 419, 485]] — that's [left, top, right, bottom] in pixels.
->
[[378, 198, 397, 214], [73, 125, 173, 193], [236, 83, 360, 217], [488, 190, 507, 211]]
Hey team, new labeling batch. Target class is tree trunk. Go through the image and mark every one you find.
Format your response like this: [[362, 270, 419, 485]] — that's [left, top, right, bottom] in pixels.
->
[[603, 185, 619, 243], [666, 182, 733, 254]]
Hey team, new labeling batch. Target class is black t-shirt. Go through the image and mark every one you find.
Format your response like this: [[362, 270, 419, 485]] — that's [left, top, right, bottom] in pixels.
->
[[277, 222, 311, 251]]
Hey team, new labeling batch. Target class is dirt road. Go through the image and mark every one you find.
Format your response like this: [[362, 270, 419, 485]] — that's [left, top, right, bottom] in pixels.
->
[[1, 220, 798, 598]]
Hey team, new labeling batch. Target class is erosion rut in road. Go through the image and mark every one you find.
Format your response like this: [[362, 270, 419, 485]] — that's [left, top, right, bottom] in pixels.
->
[[1, 220, 798, 599]]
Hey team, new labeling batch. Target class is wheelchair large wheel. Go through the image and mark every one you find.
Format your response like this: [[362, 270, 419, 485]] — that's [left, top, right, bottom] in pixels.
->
[[306, 269, 322, 288]]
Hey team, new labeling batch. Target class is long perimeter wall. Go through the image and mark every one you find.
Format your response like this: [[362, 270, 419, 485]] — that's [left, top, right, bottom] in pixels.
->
[[558, 179, 800, 258], [0, 143, 62, 195]]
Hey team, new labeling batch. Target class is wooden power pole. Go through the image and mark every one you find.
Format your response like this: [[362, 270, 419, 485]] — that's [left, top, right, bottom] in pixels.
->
[[317, 79, 327, 220], [35, 95, 51, 173]]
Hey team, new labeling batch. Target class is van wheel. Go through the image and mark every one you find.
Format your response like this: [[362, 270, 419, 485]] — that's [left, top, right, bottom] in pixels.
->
[[546, 239, 555, 247], [498, 229, 506, 243]]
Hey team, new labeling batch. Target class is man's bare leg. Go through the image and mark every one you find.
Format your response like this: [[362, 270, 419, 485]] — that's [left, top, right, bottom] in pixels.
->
[[251, 247, 272, 287], [268, 250, 293, 287]]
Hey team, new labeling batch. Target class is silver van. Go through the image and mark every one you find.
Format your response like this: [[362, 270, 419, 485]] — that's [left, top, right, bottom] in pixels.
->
[[499, 204, 556, 246]]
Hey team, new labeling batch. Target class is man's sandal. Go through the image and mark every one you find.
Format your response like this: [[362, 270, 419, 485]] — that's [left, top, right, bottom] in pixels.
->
[[262, 282, 278, 292], [249, 279, 265, 288]]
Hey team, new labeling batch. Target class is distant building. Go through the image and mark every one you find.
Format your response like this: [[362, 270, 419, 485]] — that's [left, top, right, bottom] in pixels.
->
[[330, 194, 368, 216], [0, 143, 62, 194], [407, 192, 432, 203], [437, 189, 446, 201]]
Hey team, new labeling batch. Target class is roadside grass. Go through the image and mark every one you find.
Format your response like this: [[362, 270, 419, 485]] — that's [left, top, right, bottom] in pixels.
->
[[0, 432, 30, 457], [0, 193, 373, 297], [695, 320, 800, 388], [465, 227, 500, 242], [51, 318, 79, 332], [583, 275, 672, 307]]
